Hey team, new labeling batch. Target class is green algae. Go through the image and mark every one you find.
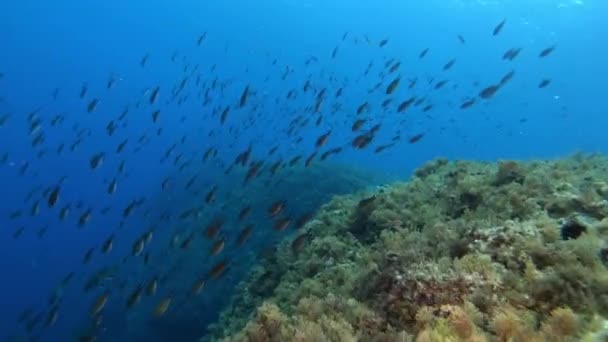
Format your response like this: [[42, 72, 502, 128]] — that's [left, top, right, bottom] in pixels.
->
[[204, 154, 608, 341]]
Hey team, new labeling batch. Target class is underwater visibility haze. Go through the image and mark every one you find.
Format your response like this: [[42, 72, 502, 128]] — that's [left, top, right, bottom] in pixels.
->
[[1, 0, 608, 341]]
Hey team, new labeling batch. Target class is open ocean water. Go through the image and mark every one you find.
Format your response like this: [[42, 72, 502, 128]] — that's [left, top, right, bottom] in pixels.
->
[[1, 0, 607, 341]]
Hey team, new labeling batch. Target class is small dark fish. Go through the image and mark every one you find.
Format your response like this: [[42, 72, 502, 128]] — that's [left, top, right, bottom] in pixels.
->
[[538, 79, 551, 88], [460, 99, 476, 109], [236, 225, 254, 246], [386, 77, 400, 94], [356, 102, 369, 115], [352, 119, 366, 131], [78, 210, 92, 227], [208, 260, 229, 279], [90, 153, 105, 169], [419, 48, 429, 59], [457, 35, 465, 44], [479, 84, 500, 99], [153, 297, 172, 317], [140, 54, 149, 67], [493, 19, 506, 36], [150, 87, 160, 104], [331, 46, 338, 59], [205, 185, 217, 204], [434, 80, 448, 89], [397, 97, 416, 112], [87, 99, 98, 113], [238, 206, 251, 221], [374, 143, 395, 154], [107, 178, 117, 194], [268, 200, 286, 217], [83, 248, 95, 264], [151, 110, 160, 123], [116, 139, 128, 154], [378, 39, 389, 47], [315, 130, 331, 148], [239, 86, 249, 107], [59, 206, 70, 220], [80, 84, 88, 99], [204, 219, 223, 239], [126, 286, 143, 309], [408, 133, 425, 144], [539, 46, 556, 58], [48, 187, 60, 207], [209, 239, 225, 256], [500, 70, 515, 86], [90, 292, 109, 316], [352, 133, 374, 149], [146, 278, 157, 296], [132, 238, 145, 256], [102, 235, 113, 254], [305, 152, 317, 167], [191, 278, 206, 295], [197, 32, 207, 45], [274, 217, 291, 231], [220, 106, 229, 124], [443, 59, 456, 70]]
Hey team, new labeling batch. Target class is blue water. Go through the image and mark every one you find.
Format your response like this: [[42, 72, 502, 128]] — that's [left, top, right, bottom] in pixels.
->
[[1, 0, 606, 341]]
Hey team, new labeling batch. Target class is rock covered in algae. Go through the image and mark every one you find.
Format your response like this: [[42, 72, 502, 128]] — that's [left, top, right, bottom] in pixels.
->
[[204, 153, 608, 341]]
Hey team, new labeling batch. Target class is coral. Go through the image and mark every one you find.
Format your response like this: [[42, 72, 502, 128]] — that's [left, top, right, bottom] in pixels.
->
[[206, 154, 608, 342]]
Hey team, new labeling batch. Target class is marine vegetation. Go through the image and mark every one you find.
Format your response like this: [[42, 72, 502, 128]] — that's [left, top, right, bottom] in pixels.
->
[[206, 153, 608, 341]]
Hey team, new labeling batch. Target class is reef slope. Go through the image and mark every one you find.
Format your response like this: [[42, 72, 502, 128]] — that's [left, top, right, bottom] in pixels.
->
[[207, 154, 608, 341]]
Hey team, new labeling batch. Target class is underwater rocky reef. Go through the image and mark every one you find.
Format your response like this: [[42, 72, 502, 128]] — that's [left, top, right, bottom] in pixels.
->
[[204, 153, 608, 341]]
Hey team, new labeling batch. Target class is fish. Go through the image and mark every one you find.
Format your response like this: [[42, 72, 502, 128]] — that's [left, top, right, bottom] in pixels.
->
[[78, 210, 92, 227], [87, 99, 99, 113], [274, 218, 291, 231], [493, 19, 506, 36], [443, 59, 456, 70], [538, 79, 551, 88], [101, 235, 113, 254], [352, 119, 366, 131], [153, 297, 172, 317], [48, 187, 60, 207], [132, 239, 145, 256], [386, 77, 400, 94], [268, 200, 286, 217], [460, 99, 476, 109], [479, 84, 500, 99], [107, 178, 117, 194], [539, 46, 556, 58], [83, 248, 95, 264], [208, 260, 229, 279], [239, 86, 249, 107], [238, 206, 251, 221], [197, 32, 207, 45], [89, 153, 105, 169], [140, 54, 149, 67], [151, 110, 160, 123], [209, 239, 225, 256], [126, 286, 143, 309], [419, 48, 429, 58], [236, 225, 254, 246], [80, 84, 88, 99], [457, 34, 465, 44], [59, 206, 70, 220], [150, 87, 160, 104], [434, 80, 448, 89], [204, 219, 223, 239], [356, 102, 369, 115], [378, 39, 389, 47], [291, 233, 310, 252], [146, 278, 157, 296], [499, 70, 515, 86], [408, 133, 425, 144], [90, 293, 108, 316], [191, 278, 205, 295], [315, 130, 331, 148]]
